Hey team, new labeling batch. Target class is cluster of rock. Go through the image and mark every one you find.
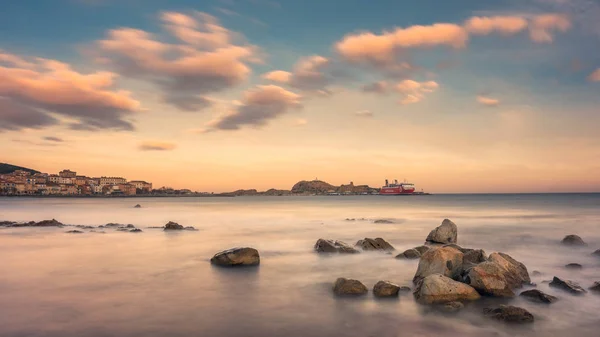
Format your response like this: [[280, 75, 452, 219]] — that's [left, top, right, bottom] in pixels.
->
[[314, 237, 396, 254], [332, 278, 410, 297], [163, 221, 197, 231]]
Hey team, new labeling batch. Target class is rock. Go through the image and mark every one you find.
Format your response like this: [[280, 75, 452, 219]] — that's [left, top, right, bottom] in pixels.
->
[[355, 238, 395, 251], [184, 226, 198, 231], [116, 228, 129, 231], [561, 234, 586, 246], [314, 239, 359, 254], [483, 305, 534, 324], [465, 261, 515, 297], [35, 219, 63, 227], [589, 282, 600, 292], [345, 218, 355, 221], [210, 247, 260, 267], [0, 221, 16, 226], [413, 274, 480, 304], [426, 219, 458, 244], [463, 249, 487, 267], [134, 204, 141, 208], [105, 223, 123, 228], [130, 228, 143, 232], [414, 245, 431, 255], [441, 301, 464, 313], [126, 224, 135, 228], [373, 281, 400, 297], [519, 289, 558, 304], [413, 246, 463, 284], [487, 252, 531, 288], [164, 221, 184, 230], [549, 277, 587, 295], [65, 230, 83, 234], [396, 248, 421, 259], [592, 249, 600, 256], [532, 270, 543, 277], [565, 263, 582, 269], [333, 278, 368, 296], [374, 219, 394, 224]]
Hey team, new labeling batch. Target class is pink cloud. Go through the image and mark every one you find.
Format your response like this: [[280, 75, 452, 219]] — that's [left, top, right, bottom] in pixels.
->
[[588, 68, 600, 82], [477, 95, 500, 107], [464, 16, 528, 35], [395, 80, 439, 105], [262, 55, 334, 95], [529, 14, 571, 43], [262, 70, 292, 83]]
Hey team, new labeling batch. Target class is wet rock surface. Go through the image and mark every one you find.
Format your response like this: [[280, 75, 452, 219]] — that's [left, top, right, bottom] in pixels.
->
[[373, 281, 400, 297], [483, 305, 534, 324], [355, 237, 395, 251], [487, 252, 531, 289], [333, 278, 368, 296], [465, 261, 515, 297], [519, 289, 558, 303], [565, 263, 582, 269], [164, 221, 184, 230], [315, 239, 359, 254], [426, 219, 458, 244], [549, 277, 587, 295], [561, 234, 586, 246], [413, 274, 480, 304], [413, 246, 463, 284], [210, 247, 260, 267]]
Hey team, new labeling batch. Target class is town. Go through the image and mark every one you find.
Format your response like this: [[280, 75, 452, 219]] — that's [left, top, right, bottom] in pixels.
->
[[0, 168, 155, 196]]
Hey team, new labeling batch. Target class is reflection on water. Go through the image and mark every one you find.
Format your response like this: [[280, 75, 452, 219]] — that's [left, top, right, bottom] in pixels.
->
[[1, 194, 599, 337]]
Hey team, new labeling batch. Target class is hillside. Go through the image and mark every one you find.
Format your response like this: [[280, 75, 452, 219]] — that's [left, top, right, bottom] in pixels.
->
[[0, 163, 39, 175], [291, 180, 337, 194]]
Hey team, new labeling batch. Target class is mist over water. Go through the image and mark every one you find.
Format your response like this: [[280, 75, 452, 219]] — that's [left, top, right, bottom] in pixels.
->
[[1, 194, 599, 337]]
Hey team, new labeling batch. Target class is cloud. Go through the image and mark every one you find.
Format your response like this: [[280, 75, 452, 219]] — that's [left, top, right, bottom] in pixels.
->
[[43, 136, 64, 142], [588, 68, 600, 82], [0, 98, 59, 132], [138, 141, 177, 151], [529, 13, 571, 43], [0, 54, 139, 131], [464, 16, 528, 35], [477, 95, 500, 107], [262, 70, 292, 83], [361, 81, 389, 94], [262, 55, 335, 95], [395, 80, 439, 105], [355, 110, 374, 117], [204, 85, 302, 131], [95, 11, 259, 112]]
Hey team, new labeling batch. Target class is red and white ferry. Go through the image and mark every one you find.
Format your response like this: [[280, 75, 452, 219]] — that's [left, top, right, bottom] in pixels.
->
[[379, 179, 417, 195]]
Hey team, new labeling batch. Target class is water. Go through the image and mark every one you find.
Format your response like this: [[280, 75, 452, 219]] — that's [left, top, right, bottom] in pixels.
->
[[0, 194, 599, 337]]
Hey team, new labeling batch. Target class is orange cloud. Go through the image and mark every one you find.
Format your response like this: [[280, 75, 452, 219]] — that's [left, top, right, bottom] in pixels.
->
[[0, 51, 140, 131], [262, 55, 334, 95], [138, 141, 177, 151], [477, 95, 500, 107], [529, 14, 571, 43], [588, 68, 600, 82], [464, 16, 528, 35], [396, 80, 439, 105], [204, 85, 302, 131], [262, 70, 292, 83]]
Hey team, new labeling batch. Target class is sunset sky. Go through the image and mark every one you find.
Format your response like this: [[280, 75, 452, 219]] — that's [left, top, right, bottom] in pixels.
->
[[1, 0, 600, 193]]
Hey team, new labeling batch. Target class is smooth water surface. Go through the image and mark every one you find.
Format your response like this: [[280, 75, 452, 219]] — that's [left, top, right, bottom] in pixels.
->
[[1, 194, 599, 337]]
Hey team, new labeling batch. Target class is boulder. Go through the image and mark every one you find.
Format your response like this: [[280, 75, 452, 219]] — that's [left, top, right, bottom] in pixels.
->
[[532, 270, 543, 277], [130, 228, 143, 233], [374, 219, 394, 224], [210, 247, 260, 267], [396, 248, 421, 259], [413, 274, 480, 304], [35, 219, 63, 227], [184, 226, 198, 231], [592, 249, 600, 256], [441, 301, 464, 313], [589, 282, 600, 292], [164, 221, 184, 230], [105, 223, 123, 228], [414, 245, 431, 255], [463, 249, 487, 267], [355, 238, 395, 251], [126, 224, 135, 228], [487, 252, 531, 288], [426, 219, 457, 244], [519, 289, 558, 304], [565, 263, 582, 269], [314, 239, 359, 254], [333, 278, 368, 296], [549, 277, 587, 295], [465, 261, 515, 297], [483, 305, 534, 324], [413, 246, 463, 284], [561, 235, 586, 246], [373, 281, 400, 297], [134, 204, 141, 208], [0, 221, 16, 226], [65, 230, 83, 234]]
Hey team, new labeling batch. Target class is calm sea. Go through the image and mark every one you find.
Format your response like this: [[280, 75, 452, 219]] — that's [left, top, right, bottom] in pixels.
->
[[1, 194, 599, 337]]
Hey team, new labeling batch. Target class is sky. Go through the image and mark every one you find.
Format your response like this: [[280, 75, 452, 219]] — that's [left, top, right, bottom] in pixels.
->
[[1, 0, 600, 193]]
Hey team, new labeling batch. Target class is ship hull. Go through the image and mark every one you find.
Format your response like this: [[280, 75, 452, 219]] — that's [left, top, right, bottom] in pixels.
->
[[379, 187, 415, 195]]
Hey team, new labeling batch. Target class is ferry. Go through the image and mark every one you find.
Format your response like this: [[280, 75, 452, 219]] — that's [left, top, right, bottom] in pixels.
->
[[379, 179, 418, 195]]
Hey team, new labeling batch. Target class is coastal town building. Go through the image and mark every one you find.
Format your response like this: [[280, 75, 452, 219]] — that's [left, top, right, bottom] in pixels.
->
[[100, 176, 127, 186], [129, 180, 153, 192]]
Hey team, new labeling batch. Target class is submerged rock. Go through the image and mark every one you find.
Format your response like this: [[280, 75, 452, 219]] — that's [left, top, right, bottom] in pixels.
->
[[413, 274, 480, 304], [589, 282, 600, 292], [487, 252, 531, 289], [314, 239, 359, 254], [355, 238, 395, 251], [105, 223, 123, 228], [0, 221, 16, 226], [134, 204, 141, 208], [519, 289, 558, 304], [184, 226, 198, 231], [483, 305, 534, 324], [130, 228, 143, 233], [592, 249, 600, 256], [126, 224, 135, 228], [532, 270, 543, 277], [399, 286, 412, 293], [164, 221, 184, 230], [210, 247, 260, 267], [426, 219, 458, 244], [565, 263, 583, 269], [413, 246, 463, 284], [441, 301, 464, 313], [396, 248, 421, 259], [561, 234, 586, 246], [374, 219, 394, 224], [33, 219, 63, 227], [333, 278, 368, 296], [116, 228, 129, 232], [65, 230, 83, 234], [373, 281, 400, 297], [549, 277, 587, 295], [465, 261, 515, 297]]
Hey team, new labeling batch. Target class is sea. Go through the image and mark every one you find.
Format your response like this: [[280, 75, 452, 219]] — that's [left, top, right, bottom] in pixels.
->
[[0, 194, 599, 337]]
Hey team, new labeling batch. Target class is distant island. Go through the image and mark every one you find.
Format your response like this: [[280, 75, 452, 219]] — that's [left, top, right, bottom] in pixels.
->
[[221, 180, 380, 196]]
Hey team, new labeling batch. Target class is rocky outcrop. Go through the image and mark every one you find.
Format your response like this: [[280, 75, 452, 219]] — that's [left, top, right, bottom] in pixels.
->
[[426, 219, 458, 244], [483, 305, 534, 324], [487, 252, 531, 288], [65, 230, 83, 234], [291, 180, 337, 194], [413, 246, 463, 284], [396, 248, 421, 259], [134, 204, 141, 208], [36, 219, 64, 227], [126, 224, 135, 228], [374, 219, 394, 224], [373, 281, 400, 297], [465, 261, 515, 297], [210, 247, 260, 267], [333, 278, 368, 296], [314, 239, 359, 254], [462, 249, 487, 268], [414, 245, 431, 255], [519, 289, 558, 303], [549, 277, 587, 295], [355, 238, 395, 252], [592, 249, 600, 256], [565, 263, 583, 269], [164, 221, 184, 230], [561, 234, 586, 246], [105, 223, 124, 228], [590, 282, 600, 292], [130, 228, 143, 232], [413, 274, 480, 304]]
